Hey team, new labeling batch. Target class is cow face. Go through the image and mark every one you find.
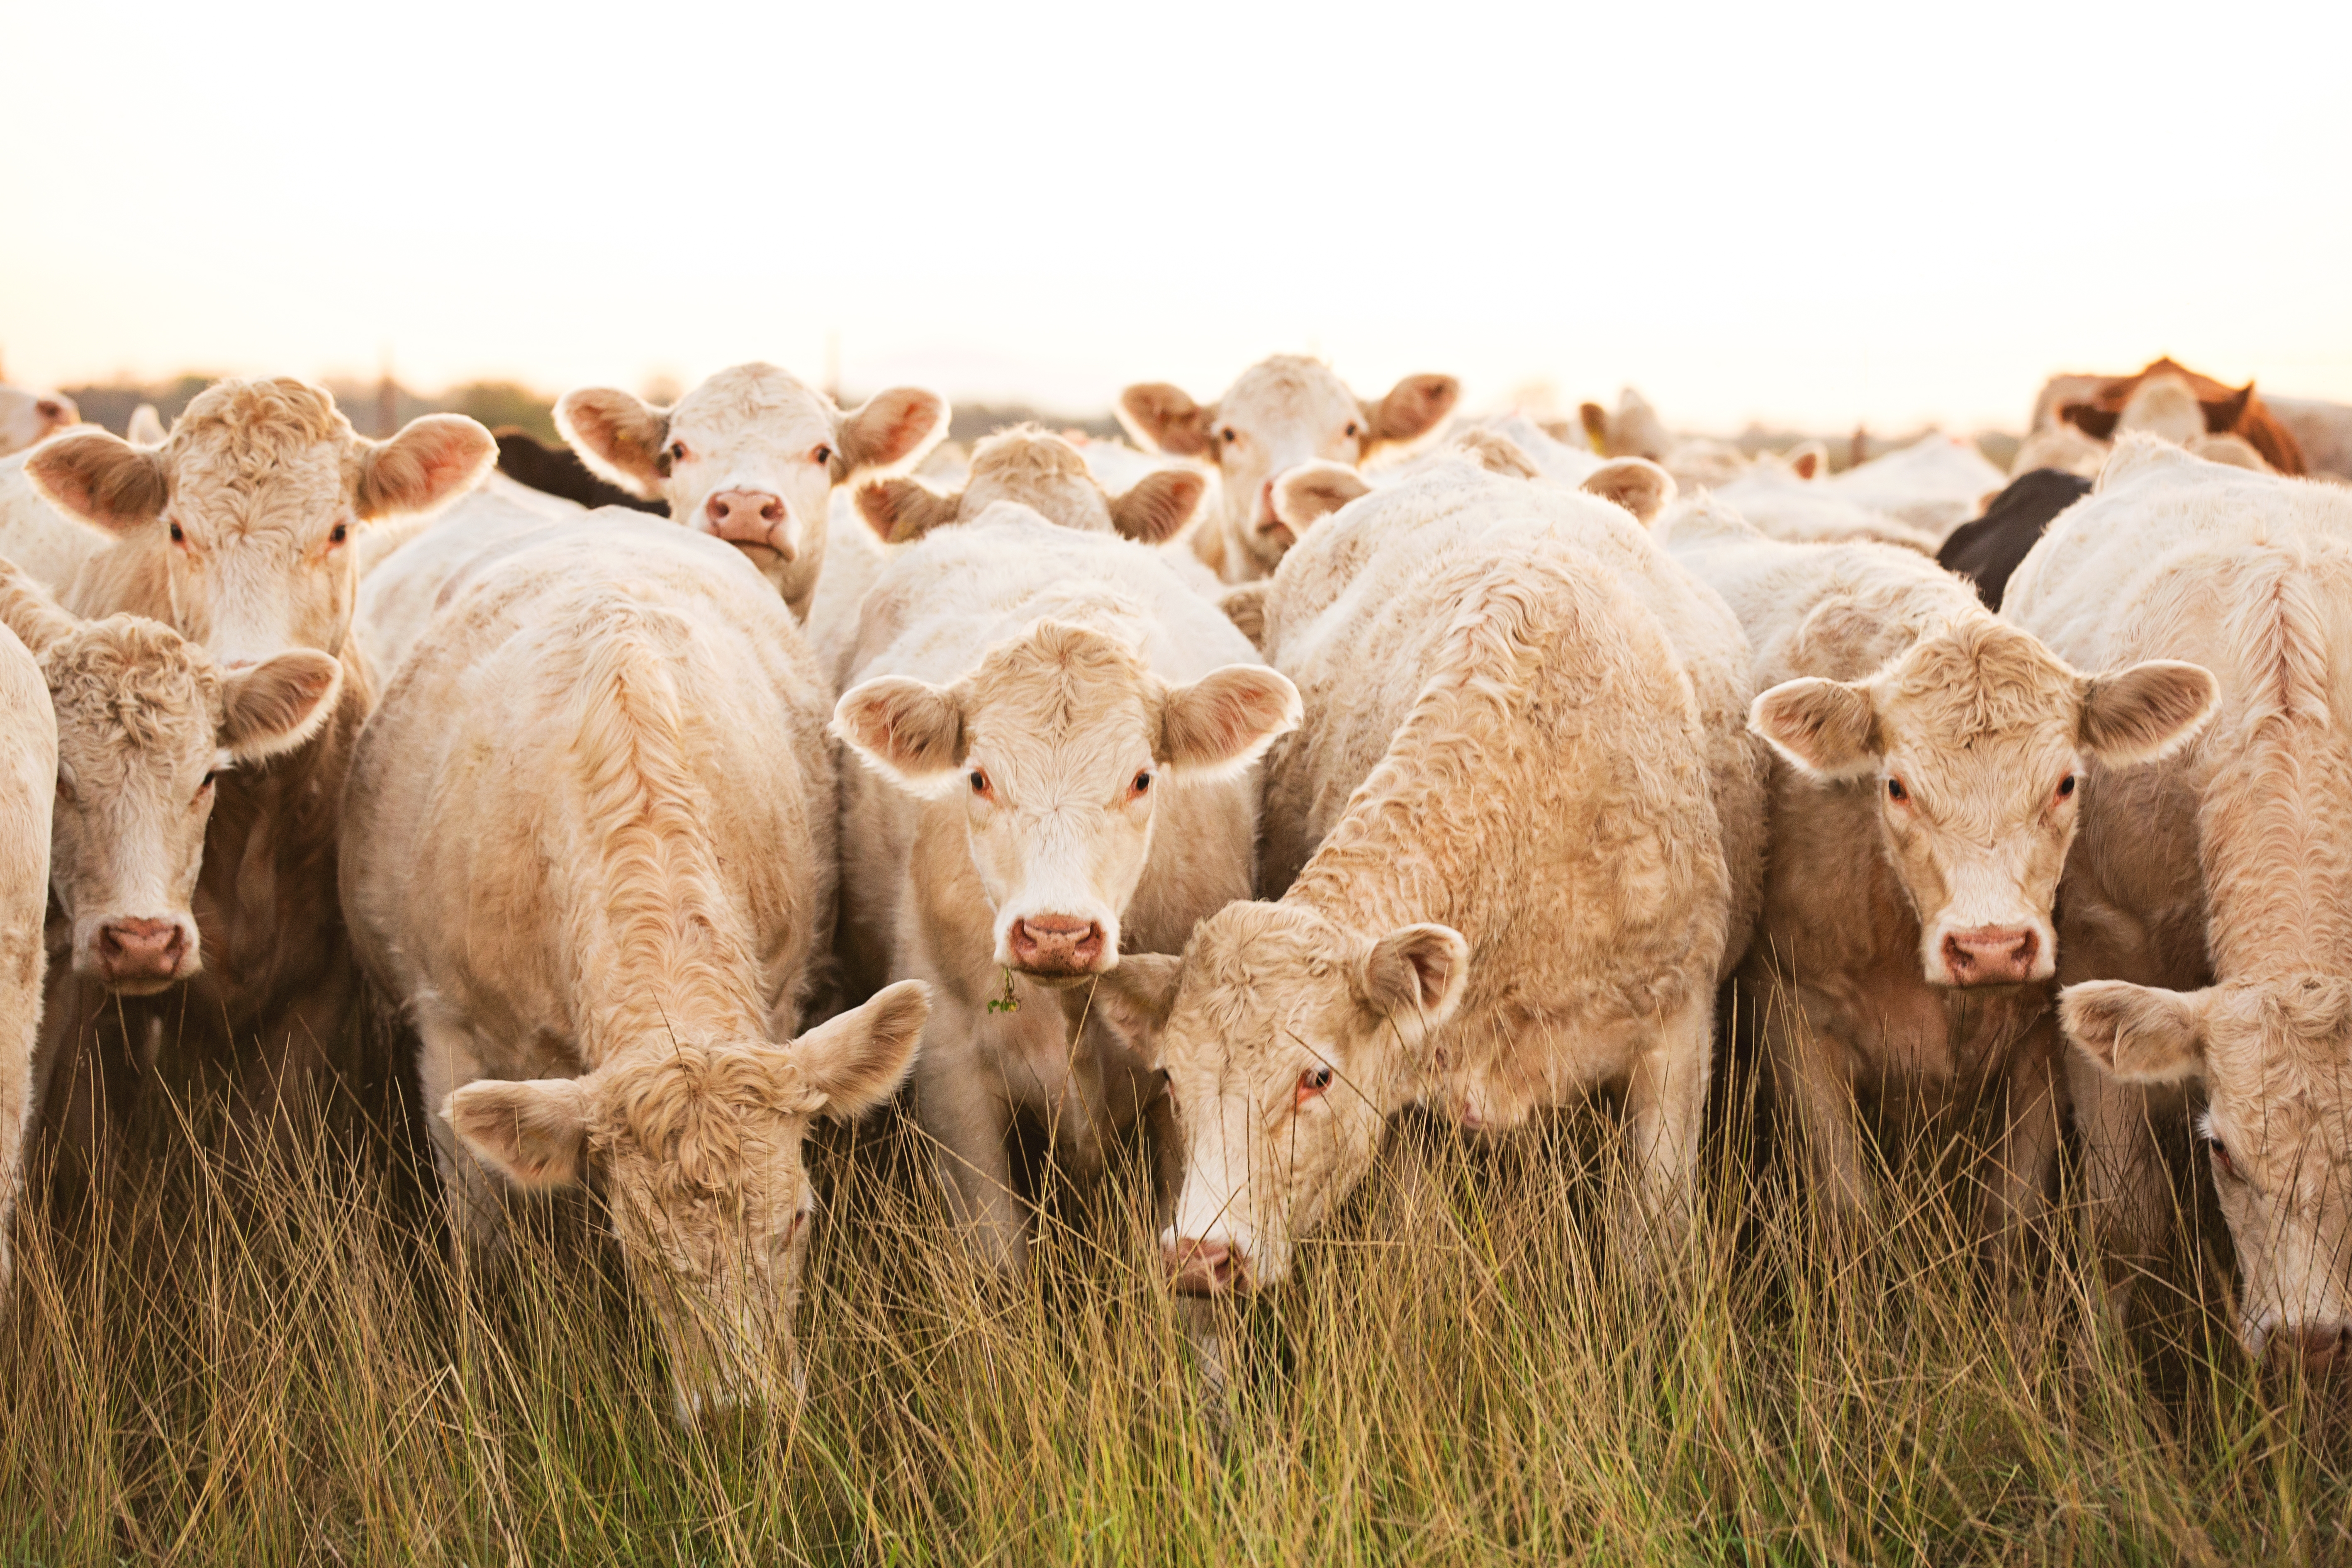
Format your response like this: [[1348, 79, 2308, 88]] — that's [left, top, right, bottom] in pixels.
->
[[834, 619, 1298, 980], [0, 387, 78, 458], [1095, 903, 1468, 1293], [25, 378, 492, 667], [1118, 357, 1457, 577], [2063, 978, 2352, 1376], [1752, 609, 2216, 987], [557, 363, 945, 614], [444, 982, 926, 1422], [855, 426, 1203, 548], [0, 561, 343, 993]]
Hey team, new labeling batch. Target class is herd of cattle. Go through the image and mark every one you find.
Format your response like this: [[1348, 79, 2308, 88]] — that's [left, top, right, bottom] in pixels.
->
[[0, 353, 2349, 1421]]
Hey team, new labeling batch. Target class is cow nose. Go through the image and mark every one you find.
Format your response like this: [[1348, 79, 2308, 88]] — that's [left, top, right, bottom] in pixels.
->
[[96, 918, 187, 985], [1163, 1235, 1247, 1296], [2271, 1323, 2352, 1378], [1941, 926, 2039, 986], [1006, 914, 1107, 976], [703, 489, 794, 558]]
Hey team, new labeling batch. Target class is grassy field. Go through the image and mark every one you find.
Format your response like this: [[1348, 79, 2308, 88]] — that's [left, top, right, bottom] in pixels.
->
[[2, 1037, 2345, 1567]]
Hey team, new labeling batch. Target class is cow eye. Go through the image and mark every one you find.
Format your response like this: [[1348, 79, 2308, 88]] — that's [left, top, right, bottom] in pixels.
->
[[668, 441, 689, 463], [1131, 770, 1152, 796], [1219, 427, 1238, 445], [813, 445, 833, 465], [195, 772, 218, 803], [1886, 777, 1908, 802], [969, 769, 989, 796], [168, 521, 186, 545], [328, 522, 349, 545], [2056, 774, 2077, 799], [1344, 421, 1361, 439], [2206, 1133, 2238, 1181], [1297, 1063, 1334, 1101]]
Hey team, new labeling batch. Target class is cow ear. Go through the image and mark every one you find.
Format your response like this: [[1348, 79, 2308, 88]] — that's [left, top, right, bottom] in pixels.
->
[[1272, 461, 1370, 532], [555, 387, 670, 497], [2080, 660, 2217, 765], [1451, 429, 1539, 478], [1358, 923, 1469, 1041], [1581, 457, 1676, 523], [126, 404, 168, 446], [1116, 384, 1215, 460], [833, 675, 967, 787], [856, 477, 962, 544], [1360, 373, 1459, 448], [1218, 581, 1273, 652], [1578, 402, 1612, 453], [24, 430, 168, 534], [445, 1077, 593, 1188], [219, 649, 344, 762], [357, 414, 496, 520], [1108, 468, 1206, 546], [783, 980, 928, 1120], [1785, 440, 1829, 481], [1157, 664, 1301, 777], [0, 555, 82, 658], [1093, 954, 1183, 1068], [2060, 981, 2207, 1083], [837, 387, 948, 477], [1751, 677, 1880, 779]]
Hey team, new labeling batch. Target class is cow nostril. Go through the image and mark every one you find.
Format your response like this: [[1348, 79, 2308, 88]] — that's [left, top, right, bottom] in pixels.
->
[[762, 499, 784, 523]]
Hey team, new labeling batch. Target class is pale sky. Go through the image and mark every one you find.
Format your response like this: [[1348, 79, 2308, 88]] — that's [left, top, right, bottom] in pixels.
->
[[3, 0, 2347, 433]]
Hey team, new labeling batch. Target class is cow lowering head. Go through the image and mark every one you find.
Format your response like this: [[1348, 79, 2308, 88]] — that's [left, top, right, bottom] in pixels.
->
[[1751, 604, 2216, 988], [855, 425, 1204, 547], [834, 616, 1298, 980], [444, 981, 928, 1422], [557, 363, 946, 617], [2063, 976, 2352, 1377], [25, 377, 492, 667], [1118, 357, 1457, 578], [0, 557, 340, 992], [1094, 901, 1468, 1294]]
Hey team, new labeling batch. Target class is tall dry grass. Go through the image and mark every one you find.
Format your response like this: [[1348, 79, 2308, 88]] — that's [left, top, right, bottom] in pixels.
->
[[2, 1031, 2346, 1566]]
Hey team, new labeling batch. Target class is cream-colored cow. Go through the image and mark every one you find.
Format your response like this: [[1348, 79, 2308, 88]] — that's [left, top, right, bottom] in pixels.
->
[[833, 503, 1299, 1272], [1095, 453, 1766, 1293], [344, 515, 919, 1419], [1118, 355, 1458, 584], [1665, 497, 2215, 1226], [0, 618, 51, 1294], [2007, 435, 2352, 1372], [556, 362, 946, 620], [855, 424, 1204, 548], [0, 387, 76, 458]]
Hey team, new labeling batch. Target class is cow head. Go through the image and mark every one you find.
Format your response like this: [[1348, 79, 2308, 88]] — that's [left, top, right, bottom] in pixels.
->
[[25, 377, 492, 667], [557, 363, 945, 616], [2063, 977, 2352, 1376], [855, 425, 1203, 547], [1752, 606, 2216, 987], [834, 617, 1298, 980], [0, 559, 340, 992], [1118, 357, 1457, 577], [1096, 901, 1468, 1293], [0, 387, 79, 458], [444, 981, 927, 1421]]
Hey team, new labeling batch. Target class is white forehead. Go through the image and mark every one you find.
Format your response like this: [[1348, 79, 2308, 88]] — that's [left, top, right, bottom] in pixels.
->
[[170, 435, 348, 524], [667, 364, 834, 450], [1218, 359, 1359, 434]]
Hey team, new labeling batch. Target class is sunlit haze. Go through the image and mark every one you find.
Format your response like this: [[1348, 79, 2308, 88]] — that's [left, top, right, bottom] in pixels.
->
[[5, 0, 2347, 431]]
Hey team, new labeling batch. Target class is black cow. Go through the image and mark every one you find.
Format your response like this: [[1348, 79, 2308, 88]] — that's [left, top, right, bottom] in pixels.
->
[[493, 428, 666, 514], [1936, 469, 2092, 610]]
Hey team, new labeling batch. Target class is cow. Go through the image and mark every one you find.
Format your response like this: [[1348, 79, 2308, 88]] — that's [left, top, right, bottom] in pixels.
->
[[2266, 396, 2352, 482], [0, 387, 77, 458], [1712, 450, 1938, 551], [555, 363, 947, 621], [18, 376, 493, 1138], [2004, 434, 2352, 1372], [1578, 387, 1756, 490], [342, 514, 916, 1419], [2040, 357, 2306, 476], [1665, 497, 2214, 1230], [1090, 451, 1766, 1293], [855, 424, 1205, 548], [832, 502, 1300, 1272], [2010, 421, 2108, 481], [0, 618, 51, 1293], [1823, 433, 2010, 543], [1117, 356, 1458, 584], [1937, 469, 2095, 610], [491, 426, 665, 514], [353, 479, 587, 679]]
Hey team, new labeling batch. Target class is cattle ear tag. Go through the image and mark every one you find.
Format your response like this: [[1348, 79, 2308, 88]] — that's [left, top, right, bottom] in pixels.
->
[[987, 967, 1020, 1014]]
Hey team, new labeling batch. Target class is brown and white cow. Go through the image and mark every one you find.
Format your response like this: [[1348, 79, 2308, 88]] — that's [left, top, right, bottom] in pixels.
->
[[2007, 435, 2352, 1371], [833, 503, 1298, 1271], [1118, 355, 1458, 584], [0, 618, 52, 1293], [19, 376, 492, 1134], [556, 363, 946, 621], [2037, 357, 2307, 476], [344, 514, 918, 1419], [1095, 453, 1766, 1293], [0, 387, 77, 459], [1664, 497, 2215, 1227]]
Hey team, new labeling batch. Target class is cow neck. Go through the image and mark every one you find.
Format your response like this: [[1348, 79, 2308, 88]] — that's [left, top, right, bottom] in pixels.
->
[[1280, 731, 1482, 950], [2199, 712, 2352, 981]]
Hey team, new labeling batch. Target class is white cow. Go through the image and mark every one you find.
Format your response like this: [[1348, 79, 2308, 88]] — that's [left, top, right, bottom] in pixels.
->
[[0, 387, 76, 458], [1824, 433, 2009, 542], [0, 619, 51, 1293]]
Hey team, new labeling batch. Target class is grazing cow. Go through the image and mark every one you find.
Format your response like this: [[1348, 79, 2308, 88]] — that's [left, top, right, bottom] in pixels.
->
[[492, 427, 665, 514], [343, 516, 913, 1419], [2260, 397, 2352, 482], [19, 377, 492, 1133], [1712, 451, 1938, 551], [0, 620, 51, 1293], [1665, 498, 2213, 1226], [1937, 469, 2094, 610], [2005, 435, 2352, 1370], [1117, 356, 1458, 583], [1824, 433, 2010, 542], [2042, 357, 2306, 476], [1093, 453, 1766, 1292], [833, 504, 1299, 1271], [0, 387, 77, 458], [556, 363, 947, 620]]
